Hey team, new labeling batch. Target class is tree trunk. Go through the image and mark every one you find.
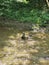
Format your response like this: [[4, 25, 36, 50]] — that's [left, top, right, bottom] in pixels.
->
[[45, 0, 49, 7]]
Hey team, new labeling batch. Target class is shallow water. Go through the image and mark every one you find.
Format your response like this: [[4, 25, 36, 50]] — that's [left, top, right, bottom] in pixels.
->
[[0, 28, 49, 65]]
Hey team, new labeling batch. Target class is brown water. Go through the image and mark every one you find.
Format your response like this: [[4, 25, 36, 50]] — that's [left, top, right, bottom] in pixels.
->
[[0, 28, 49, 65]]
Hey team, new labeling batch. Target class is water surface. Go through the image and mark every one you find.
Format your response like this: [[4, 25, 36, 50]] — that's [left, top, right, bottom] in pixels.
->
[[0, 28, 49, 65]]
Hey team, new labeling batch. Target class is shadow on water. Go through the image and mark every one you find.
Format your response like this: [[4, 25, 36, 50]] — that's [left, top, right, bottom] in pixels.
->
[[0, 27, 19, 48]]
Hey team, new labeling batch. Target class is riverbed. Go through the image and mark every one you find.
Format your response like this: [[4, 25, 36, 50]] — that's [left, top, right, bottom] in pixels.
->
[[0, 28, 49, 65]]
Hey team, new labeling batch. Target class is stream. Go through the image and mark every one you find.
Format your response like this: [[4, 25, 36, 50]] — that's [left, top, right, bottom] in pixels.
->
[[0, 28, 49, 65]]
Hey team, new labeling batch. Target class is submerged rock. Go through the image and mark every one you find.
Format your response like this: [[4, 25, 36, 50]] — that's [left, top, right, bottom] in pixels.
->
[[21, 32, 28, 40]]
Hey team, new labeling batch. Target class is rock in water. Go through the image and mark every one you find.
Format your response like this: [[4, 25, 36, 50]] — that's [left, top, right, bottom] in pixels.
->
[[21, 32, 28, 40]]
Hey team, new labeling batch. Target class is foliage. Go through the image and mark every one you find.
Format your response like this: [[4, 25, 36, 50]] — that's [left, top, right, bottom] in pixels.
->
[[0, 0, 49, 26]]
